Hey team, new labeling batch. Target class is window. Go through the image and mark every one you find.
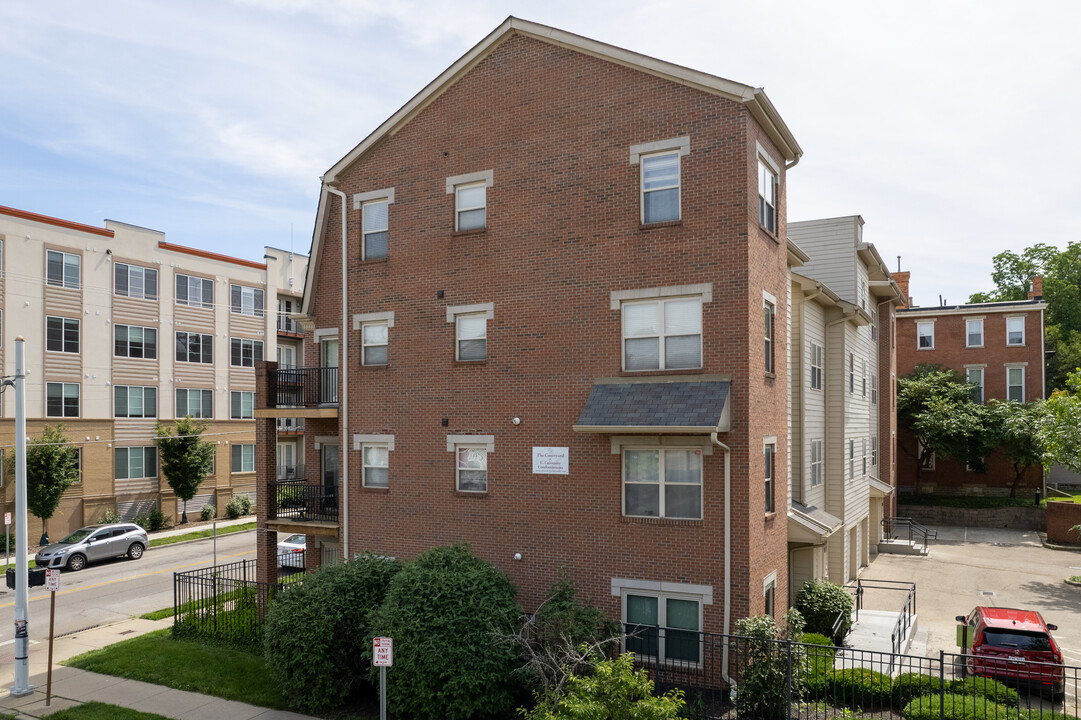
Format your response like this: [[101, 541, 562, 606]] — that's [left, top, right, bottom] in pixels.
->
[[456, 445, 488, 492], [230, 284, 265, 317], [451, 313, 486, 361], [115, 325, 157, 359], [809, 342, 824, 390], [917, 321, 934, 349], [46, 316, 79, 353], [623, 298, 702, 371], [624, 591, 701, 664], [230, 338, 264, 367], [277, 344, 296, 370], [175, 274, 214, 309], [861, 358, 867, 397], [859, 279, 867, 310], [362, 322, 388, 366], [764, 575, 776, 618], [115, 447, 158, 480], [46, 249, 80, 289], [862, 438, 868, 475], [73, 448, 82, 484], [810, 439, 824, 487], [114, 263, 158, 300], [1007, 366, 1025, 403], [871, 435, 879, 468], [1006, 316, 1025, 346], [966, 319, 984, 348], [849, 353, 855, 393], [764, 300, 775, 373], [967, 367, 984, 403], [641, 151, 680, 223], [176, 332, 213, 364], [849, 439, 856, 479], [871, 373, 879, 405], [362, 444, 389, 488], [231, 391, 255, 419], [114, 386, 157, 419], [623, 448, 703, 519], [46, 382, 79, 417], [764, 442, 776, 513], [176, 388, 213, 419], [231, 444, 255, 473], [919, 440, 936, 471], [455, 182, 486, 231], [871, 308, 878, 341], [362, 200, 389, 259], [758, 158, 777, 234]]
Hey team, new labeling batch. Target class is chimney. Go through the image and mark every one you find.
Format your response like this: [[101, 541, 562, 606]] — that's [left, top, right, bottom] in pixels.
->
[[893, 271, 911, 308], [1028, 276, 1043, 300]]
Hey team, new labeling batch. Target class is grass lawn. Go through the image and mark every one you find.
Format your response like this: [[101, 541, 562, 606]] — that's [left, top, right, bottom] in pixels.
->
[[138, 606, 174, 621], [62, 629, 285, 710], [44, 702, 173, 720], [148, 521, 256, 548]]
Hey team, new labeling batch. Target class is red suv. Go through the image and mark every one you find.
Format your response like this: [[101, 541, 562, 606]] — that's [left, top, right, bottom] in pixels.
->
[[956, 607, 1065, 698]]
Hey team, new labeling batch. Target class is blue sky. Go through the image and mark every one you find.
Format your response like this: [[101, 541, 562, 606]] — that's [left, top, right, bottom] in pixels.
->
[[2, 1, 1079, 305]]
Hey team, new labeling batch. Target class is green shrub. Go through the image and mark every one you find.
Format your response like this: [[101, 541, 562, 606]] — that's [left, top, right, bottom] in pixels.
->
[[799, 635, 835, 687], [893, 673, 941, 708], [225, 494, 252, 519], [795, 579, 854, 641], [147, 507, 169, 531], [522, 653, 684, 719], [367, 544, 522, 720], [263, 553, 401, 713], [734, 610, 805, 720], [199, 504, 216, 522], [812, 668, 893, 710], [947, 676, 1019, 707], [902, 693, 1019, 720], [800, 632, 833, 647], [1025, 709, 1081, 720], [97, 508, 122, 524]]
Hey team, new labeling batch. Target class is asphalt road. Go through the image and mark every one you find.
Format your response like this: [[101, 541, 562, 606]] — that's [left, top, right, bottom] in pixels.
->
[[0, 530, 256, 651]]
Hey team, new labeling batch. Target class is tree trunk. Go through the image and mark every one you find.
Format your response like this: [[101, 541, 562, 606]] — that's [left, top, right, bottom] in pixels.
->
[[39, 517, 49, 546], [1009, 462, 1025, 499]]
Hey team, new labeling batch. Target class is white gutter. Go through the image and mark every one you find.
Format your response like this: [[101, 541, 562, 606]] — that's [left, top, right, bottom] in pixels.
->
[[325, 185, 350, 561], [710, 431, 734, 686]]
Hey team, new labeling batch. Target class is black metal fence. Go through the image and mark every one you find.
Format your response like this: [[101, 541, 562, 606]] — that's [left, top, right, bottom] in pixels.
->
[[268, 479, 338, 523], [173, 559, 291, 648], [629, 627, 1080, 720], [269, 366, 338, 408]]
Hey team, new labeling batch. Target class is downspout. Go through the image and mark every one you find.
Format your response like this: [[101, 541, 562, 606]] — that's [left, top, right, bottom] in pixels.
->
[[325, 185, 350, 561], [710, 432, 733, 685]]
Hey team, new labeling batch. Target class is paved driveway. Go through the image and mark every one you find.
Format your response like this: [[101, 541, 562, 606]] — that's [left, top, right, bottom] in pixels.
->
[[863, 526, 1081, 668]]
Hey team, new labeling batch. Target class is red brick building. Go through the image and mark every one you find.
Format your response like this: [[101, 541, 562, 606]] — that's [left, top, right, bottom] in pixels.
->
[[895, 276, 1047, 494], [256, 18, 805, 645]]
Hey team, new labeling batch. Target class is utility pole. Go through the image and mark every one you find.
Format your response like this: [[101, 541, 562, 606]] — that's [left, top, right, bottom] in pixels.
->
[[11, 337, 33, 697]]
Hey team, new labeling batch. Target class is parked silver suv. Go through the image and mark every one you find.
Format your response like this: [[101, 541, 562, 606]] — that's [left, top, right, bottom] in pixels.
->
[[36, 523, 148, 571]]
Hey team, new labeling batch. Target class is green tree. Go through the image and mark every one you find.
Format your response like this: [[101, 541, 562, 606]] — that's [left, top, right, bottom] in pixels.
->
[[733, 610, 805, 720], [25, 424, 81, 544], [967, 244, 1057, 304], [986, 400, 1049, 498], [155, 417, 214, 523], [1038, 369, 1081, 473]]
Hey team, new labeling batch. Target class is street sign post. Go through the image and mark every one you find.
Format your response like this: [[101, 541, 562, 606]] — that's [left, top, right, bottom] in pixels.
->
[[4, 512, 9, 569], [45, 568, 60, 706], [373, 637, 392, 720]]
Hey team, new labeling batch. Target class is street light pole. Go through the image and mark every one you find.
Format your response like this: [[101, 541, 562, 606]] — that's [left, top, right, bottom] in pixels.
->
[[11, 337, 33, 697]]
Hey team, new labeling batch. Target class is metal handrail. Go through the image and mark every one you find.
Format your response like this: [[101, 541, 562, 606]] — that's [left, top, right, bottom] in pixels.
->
[[882, 516, 938, 547], [267, 366, 339, 408]]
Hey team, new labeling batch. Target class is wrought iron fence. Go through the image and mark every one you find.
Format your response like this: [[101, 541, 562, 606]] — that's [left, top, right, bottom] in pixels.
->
[[268, 366, 338, 408], [173, 559, 288, 648], [268, 479, 338, 523]]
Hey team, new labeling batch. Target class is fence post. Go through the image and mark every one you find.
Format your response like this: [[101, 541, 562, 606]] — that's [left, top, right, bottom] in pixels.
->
[[786, 638, 793, 718], [938, 650, 945, 720]]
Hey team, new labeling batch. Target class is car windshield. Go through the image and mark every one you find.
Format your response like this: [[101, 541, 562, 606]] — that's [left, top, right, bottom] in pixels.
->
[[283, 535, 305, 545], [982, 629, 1053, 651], [59, 529, 93, 544]]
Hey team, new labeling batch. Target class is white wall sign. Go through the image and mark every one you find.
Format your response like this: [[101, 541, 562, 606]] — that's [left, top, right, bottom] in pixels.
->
[[532, 447, 569, 475]]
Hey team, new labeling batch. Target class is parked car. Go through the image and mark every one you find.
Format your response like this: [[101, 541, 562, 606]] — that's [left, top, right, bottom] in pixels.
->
[[956, 606, 1065, 698], [36, 523, 148, 571], [277, 534, 306, 568]]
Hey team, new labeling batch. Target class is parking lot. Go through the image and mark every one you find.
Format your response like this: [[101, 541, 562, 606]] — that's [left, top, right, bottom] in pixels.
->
[[865, 526, 1081, 669]]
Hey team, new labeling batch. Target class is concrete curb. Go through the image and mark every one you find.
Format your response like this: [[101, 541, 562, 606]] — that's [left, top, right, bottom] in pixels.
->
[[1037, 532, 1081, 552], [148, 527, 256, 551], [1065, 578, 1081, 587]]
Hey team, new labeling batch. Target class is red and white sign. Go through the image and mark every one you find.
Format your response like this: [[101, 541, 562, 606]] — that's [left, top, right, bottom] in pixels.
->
[[45, 569, 60, 592], [4, 512, 10, 525], [373, 636, 393, 667]]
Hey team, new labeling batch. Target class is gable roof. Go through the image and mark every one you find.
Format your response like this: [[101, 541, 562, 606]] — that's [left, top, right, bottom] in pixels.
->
[[302, 16, 802, 315]]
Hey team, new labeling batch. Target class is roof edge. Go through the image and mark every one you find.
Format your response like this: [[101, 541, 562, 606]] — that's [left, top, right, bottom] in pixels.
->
[[0, 204, 114, 238]]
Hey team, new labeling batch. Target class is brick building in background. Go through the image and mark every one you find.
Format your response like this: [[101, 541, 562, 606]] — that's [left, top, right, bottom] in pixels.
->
[[894, 275, 1046, 495], [256, 16, 805, 645]]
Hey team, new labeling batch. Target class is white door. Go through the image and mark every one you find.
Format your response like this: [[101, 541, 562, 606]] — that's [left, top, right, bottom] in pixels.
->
[[277, 344, 296, 369], [277, 442, 297, 477], [320, 338, 339, 404]]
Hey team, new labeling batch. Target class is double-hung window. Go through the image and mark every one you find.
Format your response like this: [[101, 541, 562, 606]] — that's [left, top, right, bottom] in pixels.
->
[[46, 382, 79, 417], [176, 274, 214, 309], [1006, 316, 1025, 346], [46, 316, 79, 353], [623, 591, 701, 664], [362, 444, 389, 488], [764, 299, 775, 373], [848, 353, 855, 393], [230, 284, 264, 317], [622, 297, 702, 371], [862, 438, 868, 475], [809, 342, 824, 390], [230, 338, 264, 368], [1007, 366, 1025, 403], [758, 157, 778, 234], [362, 200, 389, 259], [623, 448, 702, 519], [447, 171, 492, 232], [967, 367, 985, 403], [362, 322, 388, 366], [966, 319, 984, 347], [871, 435, 879, 468], [114, 386, 157, 419], [810, 439, 824, 487], [861, 359, 867, 397], [114, 263, 158, 300], [115, 447, 158, 480], [917, 321, 934, 349], [871, 373, 879, 405], [46, 250, 80, 289], [641, 151, 680, 223], [176, 332, 213, 364], [115, 324, 157, 359], [456, 445, 488, 492], [231, 391, 255, 419], [176, 388, 213, 419], [231, 444, 255, 473], [871, 308, 878, 341], [849, 439, 856, 479], [456, 314, 487, 361], [764, 442, 776, 513]]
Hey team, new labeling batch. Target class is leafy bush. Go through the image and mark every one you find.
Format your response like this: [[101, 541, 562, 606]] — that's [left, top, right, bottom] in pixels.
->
[[199, 504, 216, 522], [734, 610, 804, 720], [810, 668, 893, 710], [264, 553, 401, 713], [799, 634, 835, 687], [226, 494, 252, 519], [800, 632, 833, 646], [902, 693, 1017, 720], [795, 579, 854, 641], [893, 673, 941, 708], [947, 676, 1019, 707], [367, 544, 522, 720], [522, 653, 684, 719], [146, 507, 169, 531], [97, 508, 122, 524]]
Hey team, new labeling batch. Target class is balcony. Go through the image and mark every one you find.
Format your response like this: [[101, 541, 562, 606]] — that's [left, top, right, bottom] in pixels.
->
[[266, 477, 339, 537], [276, 417, 305, 435], [277, 312, 302, 336], [256, 366, 339, 420]]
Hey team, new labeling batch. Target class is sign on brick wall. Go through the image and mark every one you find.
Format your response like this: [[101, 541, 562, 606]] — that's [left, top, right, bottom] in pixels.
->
[[532, 447, 569, 475]]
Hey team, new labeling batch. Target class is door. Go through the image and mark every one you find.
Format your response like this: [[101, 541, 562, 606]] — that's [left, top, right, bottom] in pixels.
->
[[320, 338, 339, 404], [322, 444, 340, 515], [277, 344, 296, 370], [86, 528, 113, 561], [277, 442, 297, 479]]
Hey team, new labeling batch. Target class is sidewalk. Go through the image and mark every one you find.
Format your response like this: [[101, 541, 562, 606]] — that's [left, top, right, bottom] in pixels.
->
[[0, 617, 317, 720]]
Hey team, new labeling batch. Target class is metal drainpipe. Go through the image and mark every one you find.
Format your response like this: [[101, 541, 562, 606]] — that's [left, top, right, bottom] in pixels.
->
[[325, 185, 349, 562], [710, 431, 733, 686]]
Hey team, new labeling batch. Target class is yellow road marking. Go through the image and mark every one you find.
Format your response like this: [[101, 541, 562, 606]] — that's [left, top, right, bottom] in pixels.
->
[[0, 549, 255, 609]]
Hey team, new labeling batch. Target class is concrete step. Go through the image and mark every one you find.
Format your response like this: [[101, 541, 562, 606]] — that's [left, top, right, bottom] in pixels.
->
[[877, 539, 929, 556]]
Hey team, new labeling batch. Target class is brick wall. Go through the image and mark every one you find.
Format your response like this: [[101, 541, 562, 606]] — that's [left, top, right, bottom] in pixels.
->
[[1046, 500, 1081, 543]]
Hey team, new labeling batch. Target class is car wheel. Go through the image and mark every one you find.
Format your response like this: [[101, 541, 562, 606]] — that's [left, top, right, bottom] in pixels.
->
[[127, 543, 145, 560], [67, 553, 87, 571]]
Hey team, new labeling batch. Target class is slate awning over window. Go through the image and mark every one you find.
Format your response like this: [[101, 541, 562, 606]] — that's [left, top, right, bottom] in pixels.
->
[[788, 500, 843, 543], [573, 376, 731, 434]]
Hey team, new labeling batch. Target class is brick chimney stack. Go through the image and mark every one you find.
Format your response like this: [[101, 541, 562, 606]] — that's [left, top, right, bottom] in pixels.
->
[[1028, 276, 1043, 300], [893, 271, 911, 308]]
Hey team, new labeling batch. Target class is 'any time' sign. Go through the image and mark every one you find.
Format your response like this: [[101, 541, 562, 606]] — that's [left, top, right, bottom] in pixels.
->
[[373, 637, 393, 667]]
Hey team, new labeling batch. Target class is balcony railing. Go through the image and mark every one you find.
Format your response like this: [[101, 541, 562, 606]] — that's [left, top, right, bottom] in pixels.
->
[[268, 366, 339, 407], [268, 479, 338, 524], [277, 312, 302, 335], [276, 464, 305, 482], [276, 417, 305, 434]]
